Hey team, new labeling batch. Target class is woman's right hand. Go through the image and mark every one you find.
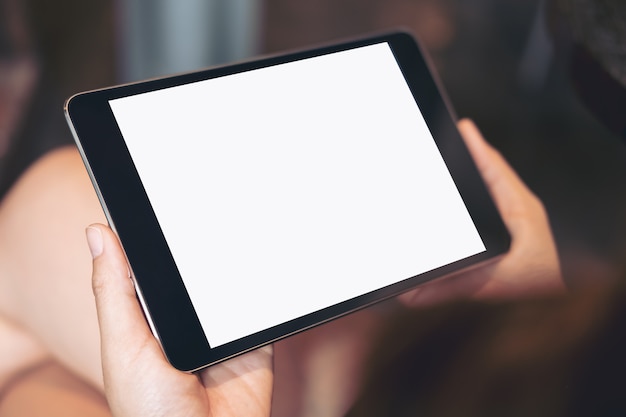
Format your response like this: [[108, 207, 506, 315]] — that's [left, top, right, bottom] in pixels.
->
[[86, 223, 274, 417]]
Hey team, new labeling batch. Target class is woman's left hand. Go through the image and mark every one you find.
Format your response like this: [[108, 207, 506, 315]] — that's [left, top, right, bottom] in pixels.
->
[[400, 120, 565, 306]]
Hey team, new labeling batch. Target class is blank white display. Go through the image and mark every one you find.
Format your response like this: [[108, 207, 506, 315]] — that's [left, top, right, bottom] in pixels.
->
[[109, 42, 486, 348]]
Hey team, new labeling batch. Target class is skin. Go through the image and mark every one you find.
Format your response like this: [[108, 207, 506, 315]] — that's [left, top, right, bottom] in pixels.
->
[[87, 224, 274, 417], [0, 119, 564, 416], [399, 119, 565, 306], [0, 361, 110, 417], [0, 146, 105, 390]]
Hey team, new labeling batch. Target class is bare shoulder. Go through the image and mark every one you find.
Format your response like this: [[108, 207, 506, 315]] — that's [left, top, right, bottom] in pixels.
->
[[1, 146, 99, 213]]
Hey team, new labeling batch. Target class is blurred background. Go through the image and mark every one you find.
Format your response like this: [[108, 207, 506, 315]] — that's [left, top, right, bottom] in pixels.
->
[[1, 0, 625, 288]]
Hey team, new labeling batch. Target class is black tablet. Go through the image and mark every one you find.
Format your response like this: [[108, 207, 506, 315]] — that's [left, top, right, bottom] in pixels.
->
[[65, 31, 509, 372]]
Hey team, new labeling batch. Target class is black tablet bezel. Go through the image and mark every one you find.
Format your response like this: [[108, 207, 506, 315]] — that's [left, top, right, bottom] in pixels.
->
[[65, 31, 509, 372]]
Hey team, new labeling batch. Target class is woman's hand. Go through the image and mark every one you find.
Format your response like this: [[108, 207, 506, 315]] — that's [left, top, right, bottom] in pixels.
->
[[400, 119, 565, 306], [86, 224, 273, 417]]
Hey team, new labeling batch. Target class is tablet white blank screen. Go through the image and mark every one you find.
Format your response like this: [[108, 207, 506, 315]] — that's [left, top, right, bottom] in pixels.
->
[[109, 42, 486, 348]]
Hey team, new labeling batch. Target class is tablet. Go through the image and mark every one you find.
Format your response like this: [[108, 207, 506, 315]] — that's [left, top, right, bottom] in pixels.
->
[[65, 31, 509, 372]]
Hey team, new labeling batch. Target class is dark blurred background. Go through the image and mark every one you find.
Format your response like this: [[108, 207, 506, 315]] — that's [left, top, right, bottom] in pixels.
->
[[1, 0, 625, 287]]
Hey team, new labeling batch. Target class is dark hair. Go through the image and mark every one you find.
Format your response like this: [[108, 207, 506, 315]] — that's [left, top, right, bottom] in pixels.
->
[[555, 0, 626, 86], [0, 0, 115, 198], [551, 0, 626, 139]]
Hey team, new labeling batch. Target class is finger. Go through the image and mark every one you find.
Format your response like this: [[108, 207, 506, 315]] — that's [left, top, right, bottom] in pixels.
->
[[199, 345, 274, 389], [399, 261, 494, 307], [87, 225, 208, 417], [457, 119, 544, 235], [85, 225, 154, 371]]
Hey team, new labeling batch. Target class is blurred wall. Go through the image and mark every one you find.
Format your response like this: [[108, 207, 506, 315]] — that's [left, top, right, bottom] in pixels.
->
[[116, 0, 262, 82]]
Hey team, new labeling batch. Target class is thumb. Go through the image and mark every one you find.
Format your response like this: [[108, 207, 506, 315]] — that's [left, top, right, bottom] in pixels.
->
[[86, 224, 133, 301], [457, 118, 544, 236], [85, 224, 155, 380]]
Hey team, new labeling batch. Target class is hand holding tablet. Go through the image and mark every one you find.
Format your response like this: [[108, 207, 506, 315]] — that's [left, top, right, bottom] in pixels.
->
[[86, 116, 563, 417], [87, 223, 274, 417], [66, 31, 510, 372], [399, 119, 564, 306]]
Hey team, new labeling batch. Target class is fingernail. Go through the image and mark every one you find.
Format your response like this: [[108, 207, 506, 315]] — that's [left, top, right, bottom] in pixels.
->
[[86, 226, 103, 258]]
